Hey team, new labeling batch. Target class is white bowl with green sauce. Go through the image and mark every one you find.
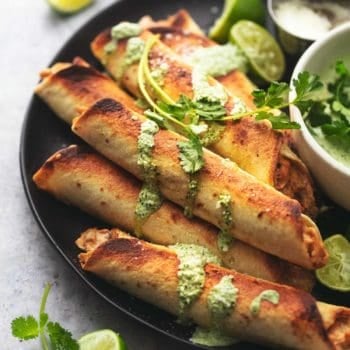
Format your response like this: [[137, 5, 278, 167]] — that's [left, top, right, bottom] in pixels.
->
[[290, 22, 350, 210]]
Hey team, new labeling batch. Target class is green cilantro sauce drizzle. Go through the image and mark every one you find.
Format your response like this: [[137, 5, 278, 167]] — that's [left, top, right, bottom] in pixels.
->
[[191, 275, 239, 346], [170, 244, 221, 318], [116, 37, 145, 81], [134, 120, 162, 236], [208, 275, 238, 321], [186, 44, 248, 106], [183, 176, 199, 218], [250, 290, 280, 316], [104, 22, 141, 54], [217, 193, 234, 252], [191, 326, 238, 346]]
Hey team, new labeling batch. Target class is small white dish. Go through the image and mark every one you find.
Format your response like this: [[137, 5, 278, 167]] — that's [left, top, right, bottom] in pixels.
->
[[290, 22, 350, 210]]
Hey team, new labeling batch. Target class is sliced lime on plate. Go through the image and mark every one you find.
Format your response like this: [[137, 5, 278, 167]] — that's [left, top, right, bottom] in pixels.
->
[[79, 329, 128, 350], [229, 20, 285, 82], [316, 234, 350, 292], [47, 0, 93, 14], [209, 0, 265, 43]]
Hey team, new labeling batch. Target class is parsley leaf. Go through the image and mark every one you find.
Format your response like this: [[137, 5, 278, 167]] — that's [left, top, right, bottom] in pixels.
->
[[47, 322, 79, 350], [11, 316, 39, 340], [178, 135, 204, 174]]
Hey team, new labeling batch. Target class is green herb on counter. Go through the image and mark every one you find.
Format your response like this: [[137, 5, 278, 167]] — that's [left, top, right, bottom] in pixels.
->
[[11, 284, 79, 350]]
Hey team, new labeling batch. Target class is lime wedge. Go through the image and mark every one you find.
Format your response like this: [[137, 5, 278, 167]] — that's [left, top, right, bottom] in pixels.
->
[[229, 20, 285, 82], [47, 0, 93, 14], [316, 234, 350, 292], [209, 0, 265, 44], [79, 330, 128, 350]]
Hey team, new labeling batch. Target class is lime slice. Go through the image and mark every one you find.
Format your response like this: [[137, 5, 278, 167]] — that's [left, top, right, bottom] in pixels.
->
[[229, 20, 285, 82], [79, 330, 128, 350], [209, 0, 265, 44], [316, 234, 350, 292], [47, 0, 93, 14]]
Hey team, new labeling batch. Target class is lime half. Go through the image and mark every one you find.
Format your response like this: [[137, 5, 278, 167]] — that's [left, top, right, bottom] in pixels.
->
[[229, 20, 285, 82], [79, 330, 128, 350], [316, 234, 350, 292], [47, 0, 93, 14], [209, 0, 265, 44]]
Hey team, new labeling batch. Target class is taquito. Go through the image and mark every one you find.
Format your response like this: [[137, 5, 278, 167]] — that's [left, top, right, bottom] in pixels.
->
[[91, 25, 317, 217], [33, 145, 314, 290], [77, 228, 336, 350], [71, 97, 327, 269], [35, 57, 142, 124]]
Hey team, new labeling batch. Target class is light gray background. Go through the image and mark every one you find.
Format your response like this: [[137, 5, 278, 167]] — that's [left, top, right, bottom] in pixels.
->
[[0, 1, 195, 348]]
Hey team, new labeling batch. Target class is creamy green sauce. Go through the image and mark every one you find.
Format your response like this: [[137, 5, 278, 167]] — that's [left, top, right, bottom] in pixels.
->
[[250, 290, 280, 316], [208, 275, 238, 321], [104, 21, 141, 55], [111, 21, 141, 40], [183, 176, 199, 218], [186, 44, 248, 105], [170, 244, 221, 317], [150, 62, 169, 87], [312, 130, 350, 167], [200, 122, 226, 147], [217, 193, 234, 252], [134, 120, 162, 235], [191, 326, 238, 346], [192, 68, 228, 105], [187, 44, 248, 78], [116, 37, 145, 80]]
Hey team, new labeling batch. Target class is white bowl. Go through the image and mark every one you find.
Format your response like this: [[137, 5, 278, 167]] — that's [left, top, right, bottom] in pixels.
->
[[290, 22, 350, 210]]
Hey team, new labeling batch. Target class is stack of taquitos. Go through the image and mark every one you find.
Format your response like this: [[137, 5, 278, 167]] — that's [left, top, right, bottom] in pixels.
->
[[91, 11, 317, 217], [31, 28, 350, 350], [33, 145, 314, 290], [71, 97, 326, 269], [76, 228, 350, 350], [35, 59, 327, 269]]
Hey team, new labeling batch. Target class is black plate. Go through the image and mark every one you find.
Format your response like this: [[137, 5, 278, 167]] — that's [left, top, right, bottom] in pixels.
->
[[20, 1, 349, 349]]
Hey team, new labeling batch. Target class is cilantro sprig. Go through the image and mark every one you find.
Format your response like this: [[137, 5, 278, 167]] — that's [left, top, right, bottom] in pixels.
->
[[11, 284, 79, 350], [304, 61, 350, 149]]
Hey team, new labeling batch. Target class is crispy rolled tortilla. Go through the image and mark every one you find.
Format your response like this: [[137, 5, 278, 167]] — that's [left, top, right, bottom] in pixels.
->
[[77, 228, 335, 350], [71, 98, 327, 269], [91, 25, 317, 217], [35, 56, 317, 218], [35, 57, 142, 124], [33, 145, 314, 290]]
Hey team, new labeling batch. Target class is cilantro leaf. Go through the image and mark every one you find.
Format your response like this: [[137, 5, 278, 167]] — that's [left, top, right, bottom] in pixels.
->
[[304, 101, 332, 127], [293, 71, 323, 101], [256, 111, 300, 130], [336, 60, 349, 76], [178, 135, 204, 174], [11, 316, 39, 340], [47, 322, 79, 350], [252, 82, 289, 108]]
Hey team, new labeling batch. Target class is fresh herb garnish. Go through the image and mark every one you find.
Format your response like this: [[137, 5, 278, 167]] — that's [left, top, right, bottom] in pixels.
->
[[304, 61, 350, 151], [11, 284, 79, 350]]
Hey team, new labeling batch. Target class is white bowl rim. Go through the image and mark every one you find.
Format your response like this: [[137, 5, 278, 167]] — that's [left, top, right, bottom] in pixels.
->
[[289, 21, 350, 177]]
